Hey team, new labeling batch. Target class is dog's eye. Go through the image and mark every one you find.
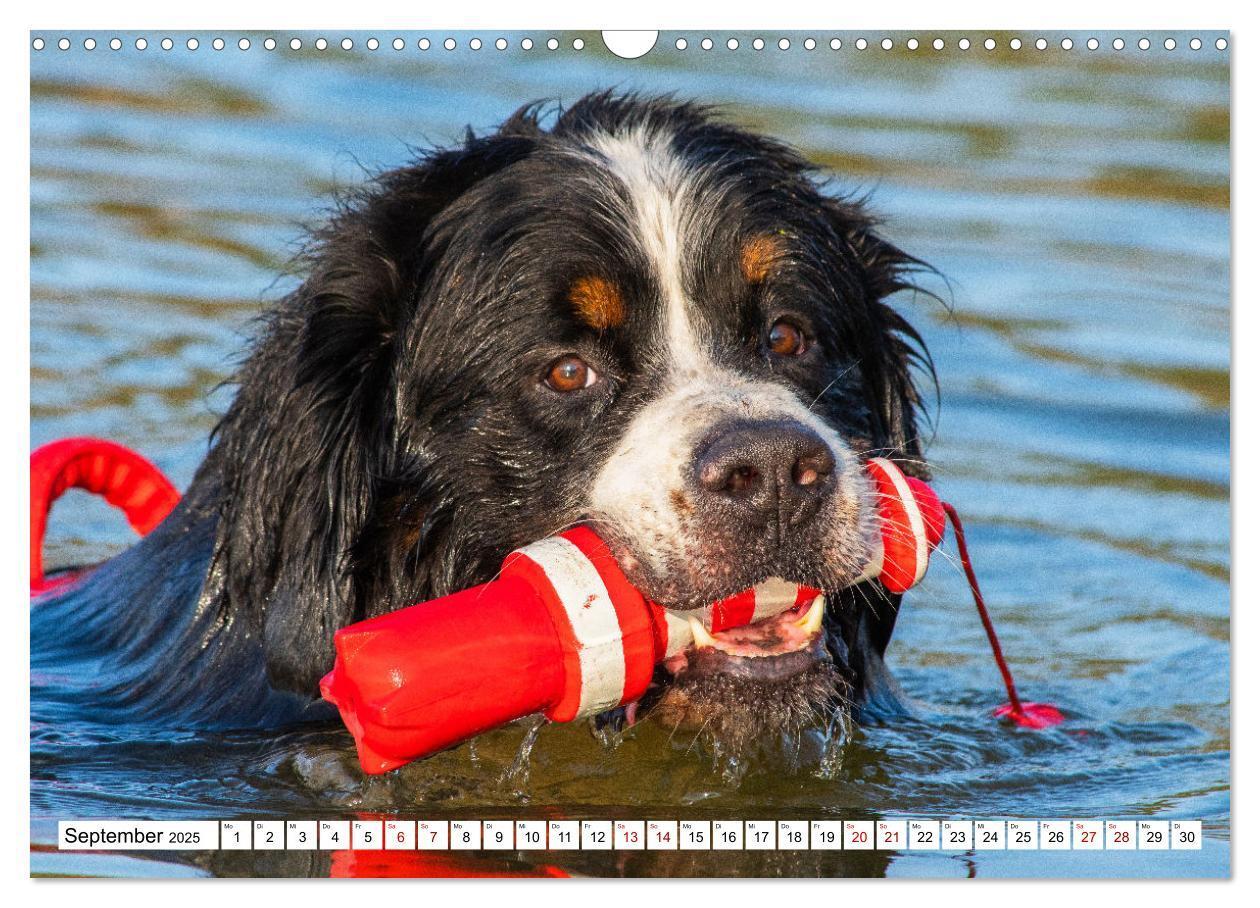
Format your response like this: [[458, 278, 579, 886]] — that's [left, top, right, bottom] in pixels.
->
[[543, 355, 599, 392], [767, 319, 807, 357]]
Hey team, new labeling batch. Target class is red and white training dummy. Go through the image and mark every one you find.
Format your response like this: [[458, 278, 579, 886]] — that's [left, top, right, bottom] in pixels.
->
[[27, 438, 1060, 777], [319, 458, 955, 773]]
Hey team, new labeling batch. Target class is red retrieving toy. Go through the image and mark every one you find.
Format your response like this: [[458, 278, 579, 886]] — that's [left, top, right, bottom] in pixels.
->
[[319, 457, 1052, 774], [28, 440, 1062, 773], [321, 521, 849, 773]]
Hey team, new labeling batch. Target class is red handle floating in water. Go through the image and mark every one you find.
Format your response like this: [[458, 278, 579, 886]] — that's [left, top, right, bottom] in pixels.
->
[[29, 437, 181, 594]]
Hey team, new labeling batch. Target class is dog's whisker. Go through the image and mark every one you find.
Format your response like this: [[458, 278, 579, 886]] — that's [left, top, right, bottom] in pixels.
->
[[808, 362, 860, 412]]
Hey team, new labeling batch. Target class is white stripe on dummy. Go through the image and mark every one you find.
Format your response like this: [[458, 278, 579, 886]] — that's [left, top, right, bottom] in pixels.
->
[[512, 536, 626, 717]]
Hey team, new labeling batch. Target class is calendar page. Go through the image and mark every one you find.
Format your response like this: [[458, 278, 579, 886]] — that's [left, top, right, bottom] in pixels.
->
[[27, 20, 1230, 882]]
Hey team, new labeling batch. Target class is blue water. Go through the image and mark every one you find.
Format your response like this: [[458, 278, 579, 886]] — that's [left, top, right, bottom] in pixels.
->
[[30, 30, 1229, 878]]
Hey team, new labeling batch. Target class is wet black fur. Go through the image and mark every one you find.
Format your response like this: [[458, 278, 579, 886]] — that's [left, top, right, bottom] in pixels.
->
[[32, 92, 933, 737]]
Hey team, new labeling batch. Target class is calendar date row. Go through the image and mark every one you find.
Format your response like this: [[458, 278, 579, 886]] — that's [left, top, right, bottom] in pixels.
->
[[60, 819, 1203, 852]]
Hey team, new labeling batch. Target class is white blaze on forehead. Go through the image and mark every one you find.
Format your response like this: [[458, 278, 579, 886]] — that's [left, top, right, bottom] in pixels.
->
[[582, 126, 706, 372], [580, 125, 869, 582]]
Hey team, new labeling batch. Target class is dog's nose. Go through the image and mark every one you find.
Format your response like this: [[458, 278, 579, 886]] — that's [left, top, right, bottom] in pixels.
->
[[692, 420, 836, 534]]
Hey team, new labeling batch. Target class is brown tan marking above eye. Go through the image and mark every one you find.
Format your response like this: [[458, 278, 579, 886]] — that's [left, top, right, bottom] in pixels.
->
[[740, 233, 788, 284], [568, 275, 625, 330]]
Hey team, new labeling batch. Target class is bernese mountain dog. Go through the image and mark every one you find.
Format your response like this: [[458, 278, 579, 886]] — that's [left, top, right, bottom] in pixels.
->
[[32, 92, 933, 763]]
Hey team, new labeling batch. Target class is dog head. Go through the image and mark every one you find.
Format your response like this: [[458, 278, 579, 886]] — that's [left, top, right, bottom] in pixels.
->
[[213, 93, 932, 757]]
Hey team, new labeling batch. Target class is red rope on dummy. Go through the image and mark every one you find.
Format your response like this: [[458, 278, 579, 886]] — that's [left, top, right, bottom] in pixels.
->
[[942, 502, 1023, 715], [942, 501, 1064, 729]]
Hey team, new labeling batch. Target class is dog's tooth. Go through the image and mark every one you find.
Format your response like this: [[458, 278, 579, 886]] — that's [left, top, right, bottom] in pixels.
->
[[688, 616, 718, 649], [795, 594, 826, 635]]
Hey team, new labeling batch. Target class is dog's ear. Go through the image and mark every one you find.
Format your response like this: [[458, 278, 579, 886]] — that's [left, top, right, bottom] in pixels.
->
[[824, 200, 935, 476], [209, 126, 540, 695]]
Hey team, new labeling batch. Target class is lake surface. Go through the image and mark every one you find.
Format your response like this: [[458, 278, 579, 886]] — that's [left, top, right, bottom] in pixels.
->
[[30, 30, 1230, 878]]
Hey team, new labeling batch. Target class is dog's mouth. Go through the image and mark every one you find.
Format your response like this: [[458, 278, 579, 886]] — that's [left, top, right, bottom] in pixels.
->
[[662, 593, 828, 682], [592, 532, 854, 749], [606, 594, 846, 746]]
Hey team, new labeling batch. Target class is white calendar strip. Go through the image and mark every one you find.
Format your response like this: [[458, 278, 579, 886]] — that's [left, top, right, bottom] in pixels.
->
[[57, 819, 1203, 851]]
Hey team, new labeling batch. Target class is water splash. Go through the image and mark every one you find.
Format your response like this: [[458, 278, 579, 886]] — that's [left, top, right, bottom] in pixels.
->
[[816, 707, 855, 780], [498, 715, 547, 789]]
